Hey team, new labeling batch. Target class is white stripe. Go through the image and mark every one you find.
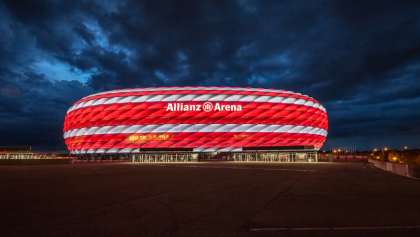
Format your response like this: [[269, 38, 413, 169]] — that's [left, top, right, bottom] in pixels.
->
[[132, 95, 153, 103], [147, 95, 168, 102], [208, 94, 230, 101], [162, 94, 185, 101], [214, 124, 240, 132], [167, 124, 194, 133], [118, 96, 137, 103], [254, 96, 272, 102], [192, 94, 214, 101], [64, 124, 328, 139], [239, 95, 260, 102], [67, 94, 327, 114], [282, 97, 297, 104], [223, 95, 245, 101]]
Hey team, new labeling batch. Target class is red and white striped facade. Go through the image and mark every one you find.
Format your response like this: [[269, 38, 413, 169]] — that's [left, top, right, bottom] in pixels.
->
[[63, 87, 328, 154]]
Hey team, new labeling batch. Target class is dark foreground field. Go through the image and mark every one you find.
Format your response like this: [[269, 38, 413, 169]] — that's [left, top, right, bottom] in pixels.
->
[[1, 162, 420, 237]]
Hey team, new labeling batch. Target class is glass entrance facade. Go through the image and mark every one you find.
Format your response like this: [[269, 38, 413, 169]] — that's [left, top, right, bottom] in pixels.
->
[[132, 153, 196, 163], [233, 152, 318, 162], [131, 151, 318, 163]]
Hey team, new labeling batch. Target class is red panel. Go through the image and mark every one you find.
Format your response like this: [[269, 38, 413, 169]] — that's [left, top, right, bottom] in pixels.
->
[[81, 142, 95, 150], [90, 142, 106, 150], [103, 110, 130, 120], [237, 90, 253, 95], [104, 103, 125, 111], [155, 141, 178, 147], [149, 108, 169, 117], [149, 90, 166, 95], [132, 102, 153, 110], [141, 140, 163, 148], [126, 140, 148, 148], [222, 90, 239, 94], [170, 140, 193, 147], [185, 139, 210, 147], [192, 90, 212, 94], [178, 132, 209, 140], [207, 90, 224, 94]]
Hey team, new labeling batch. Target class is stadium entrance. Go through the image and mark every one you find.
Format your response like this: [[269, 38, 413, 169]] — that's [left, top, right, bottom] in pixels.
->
[[233, 152, 318, 162], [132, 153, 197, 163], [131, 151, 318, 163]]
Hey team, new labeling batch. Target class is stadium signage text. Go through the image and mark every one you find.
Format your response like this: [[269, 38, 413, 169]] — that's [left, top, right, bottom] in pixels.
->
[[166, 102, 242, 112]]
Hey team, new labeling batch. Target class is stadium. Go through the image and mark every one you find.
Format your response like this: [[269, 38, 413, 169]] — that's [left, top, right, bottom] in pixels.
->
[[64, 87, 328, 162]]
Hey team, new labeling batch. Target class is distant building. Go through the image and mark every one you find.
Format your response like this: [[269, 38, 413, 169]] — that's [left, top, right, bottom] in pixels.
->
[[64, 87, 328, 162], [0, 146, 58, 159]]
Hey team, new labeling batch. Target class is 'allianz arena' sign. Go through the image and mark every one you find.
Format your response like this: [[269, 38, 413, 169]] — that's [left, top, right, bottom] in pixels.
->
[[166, 102, 242, 112]]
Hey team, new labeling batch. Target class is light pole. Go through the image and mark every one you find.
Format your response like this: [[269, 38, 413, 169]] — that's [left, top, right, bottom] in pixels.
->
[[382, 148, 388, 161], [339, 149, 342, 161], [401, 146, 407, 163]]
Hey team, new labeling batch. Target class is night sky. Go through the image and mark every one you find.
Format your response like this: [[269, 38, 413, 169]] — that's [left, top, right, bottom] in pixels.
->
[[1, 0, 420, 152]]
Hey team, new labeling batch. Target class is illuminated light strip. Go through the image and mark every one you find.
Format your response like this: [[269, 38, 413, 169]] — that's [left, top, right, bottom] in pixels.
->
[[63, 102, 327, 132], [76, 90, 307, 105], [65, 101, 327, 126], [63, 124, 328, 139], [81, 86, 300, 99], [69, 140, 326, 154], [65, 133, 326, 148], [67, 95, 326, 113], [66, 100, 326, 117], [70, 143, 323, 154], [65, 133, 326, 152], [68, 96, 325, 113], [63, 103, 328, 133]]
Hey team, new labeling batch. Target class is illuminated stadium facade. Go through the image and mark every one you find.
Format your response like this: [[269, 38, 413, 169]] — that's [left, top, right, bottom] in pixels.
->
[[64, 87, 328, 162]]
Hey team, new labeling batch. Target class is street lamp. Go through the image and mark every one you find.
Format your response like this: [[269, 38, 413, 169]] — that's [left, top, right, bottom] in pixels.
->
[[372, 149, 377, 159]]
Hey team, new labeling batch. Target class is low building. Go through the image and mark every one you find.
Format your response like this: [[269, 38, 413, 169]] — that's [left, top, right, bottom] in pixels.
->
[[0, 146, 59, 159]]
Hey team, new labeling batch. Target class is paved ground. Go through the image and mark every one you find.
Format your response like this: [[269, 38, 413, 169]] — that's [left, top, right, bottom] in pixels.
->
[[1, 162, 420, 237]]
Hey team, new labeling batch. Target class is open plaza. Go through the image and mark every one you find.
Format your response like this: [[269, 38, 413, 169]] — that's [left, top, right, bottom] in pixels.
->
[[1, 161, 420, 237]]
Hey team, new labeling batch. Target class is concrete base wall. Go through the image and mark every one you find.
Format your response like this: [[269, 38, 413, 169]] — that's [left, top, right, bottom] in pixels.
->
[[368, 159, 420, 178], [408, 165, 420, 178], [0, 159, 74, 165]]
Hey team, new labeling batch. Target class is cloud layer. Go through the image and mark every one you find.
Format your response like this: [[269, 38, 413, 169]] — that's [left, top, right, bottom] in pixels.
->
[[1, 0, 420, 151]]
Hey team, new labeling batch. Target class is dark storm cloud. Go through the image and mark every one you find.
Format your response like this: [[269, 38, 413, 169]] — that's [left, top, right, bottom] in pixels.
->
[[1, 0, 420, 151]]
